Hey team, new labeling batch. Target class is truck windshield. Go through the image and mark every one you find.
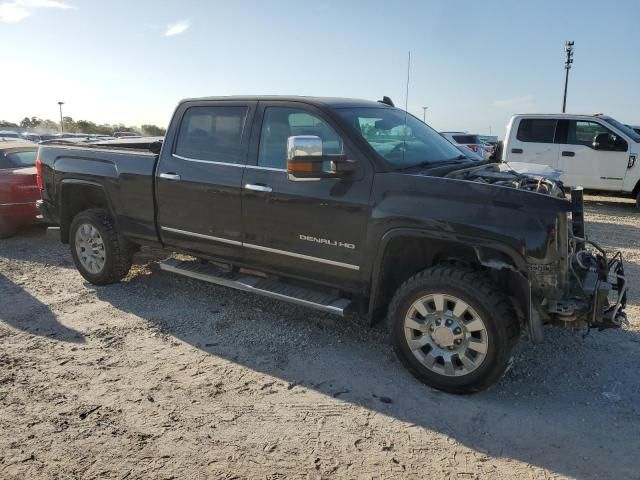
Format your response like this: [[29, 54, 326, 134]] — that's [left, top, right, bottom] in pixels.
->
[[601, 116, 640, 143], [335, 107, 465, 169]]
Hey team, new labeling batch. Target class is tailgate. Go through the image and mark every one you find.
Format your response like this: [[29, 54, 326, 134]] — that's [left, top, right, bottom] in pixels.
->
[[0, 167, 39, 205]]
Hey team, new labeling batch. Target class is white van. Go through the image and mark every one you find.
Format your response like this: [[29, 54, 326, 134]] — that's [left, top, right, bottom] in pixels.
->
[[503, 114, 640, 208]]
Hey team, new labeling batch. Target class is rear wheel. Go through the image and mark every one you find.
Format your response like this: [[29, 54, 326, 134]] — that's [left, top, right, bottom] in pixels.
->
[[635, 190, 640, 211], [388, 266, 519, 394], [69, 209, 133, 285]]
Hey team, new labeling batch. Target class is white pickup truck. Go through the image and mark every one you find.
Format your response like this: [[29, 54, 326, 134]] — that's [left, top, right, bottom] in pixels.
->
[[503, 113, 640, 209]]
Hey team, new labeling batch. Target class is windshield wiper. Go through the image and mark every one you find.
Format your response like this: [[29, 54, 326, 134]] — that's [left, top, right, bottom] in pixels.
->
[[397, 156, 467, 171]]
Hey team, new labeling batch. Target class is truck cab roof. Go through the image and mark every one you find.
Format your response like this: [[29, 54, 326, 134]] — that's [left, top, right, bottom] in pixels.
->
[[510, 113, 613, 121], [178, 95, 393, 110]]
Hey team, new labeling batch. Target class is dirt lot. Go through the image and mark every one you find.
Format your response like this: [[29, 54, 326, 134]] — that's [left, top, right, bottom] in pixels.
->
[[1, 194, 639, 480]]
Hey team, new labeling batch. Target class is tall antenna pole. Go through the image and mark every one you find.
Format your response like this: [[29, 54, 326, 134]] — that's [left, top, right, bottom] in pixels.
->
[[562, 41, 574, 113], [422, 106, 428, 122], [404, 51, 411, 113], [403, 51, 411, 163]]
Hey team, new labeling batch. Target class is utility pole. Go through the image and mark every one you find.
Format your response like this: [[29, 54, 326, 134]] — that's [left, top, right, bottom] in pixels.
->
[[562, 41, 574, 113], [422, 106, 429, 122], [58, 101, 65, 132]]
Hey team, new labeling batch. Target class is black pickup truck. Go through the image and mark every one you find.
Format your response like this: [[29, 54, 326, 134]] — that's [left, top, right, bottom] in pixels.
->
[[36, 96, 628, 393]]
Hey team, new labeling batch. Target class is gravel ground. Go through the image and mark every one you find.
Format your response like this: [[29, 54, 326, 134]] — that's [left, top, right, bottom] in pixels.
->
[[1, 194, 639, 479]]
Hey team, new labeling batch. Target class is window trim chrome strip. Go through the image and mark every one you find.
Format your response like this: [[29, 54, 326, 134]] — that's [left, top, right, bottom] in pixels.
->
[[160, 226, 242, 246], [171, 154, 243, 167], [245, 165, 286, 172], [159, 227, 360, 270], [171, 154, 286, 172]]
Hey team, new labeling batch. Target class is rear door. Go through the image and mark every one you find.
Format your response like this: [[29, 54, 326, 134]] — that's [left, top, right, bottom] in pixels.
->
[[240, 101, 372, 289], [506, 118, 559, 167], [555, 120, 628, 190], [156, 100, 256, 261]]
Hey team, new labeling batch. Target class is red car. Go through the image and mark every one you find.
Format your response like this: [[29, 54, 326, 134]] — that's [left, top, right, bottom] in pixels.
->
[[0, 141, 40, 238]]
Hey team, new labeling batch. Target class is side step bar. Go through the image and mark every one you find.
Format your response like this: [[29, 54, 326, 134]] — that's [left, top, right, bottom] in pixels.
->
[[159, 258, 351, 316]]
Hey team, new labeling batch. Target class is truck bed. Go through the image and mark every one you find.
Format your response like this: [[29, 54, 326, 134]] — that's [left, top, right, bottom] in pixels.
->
[[37, 143, 160, 245]]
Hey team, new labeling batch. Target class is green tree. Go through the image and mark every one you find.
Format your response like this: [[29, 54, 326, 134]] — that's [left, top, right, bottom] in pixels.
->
[[75, 120, 98, 134], [40, 119, 59, 130], [62, 116, 77, 132], [20, 116, 42, 128], [0, 120, 19, 128], [141, 124, 166, 136]]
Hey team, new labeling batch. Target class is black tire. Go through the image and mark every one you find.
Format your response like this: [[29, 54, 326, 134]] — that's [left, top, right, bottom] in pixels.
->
[[388, 265, 519, 394], [69, 209, 133, 285], [636, 190, 640, 211]]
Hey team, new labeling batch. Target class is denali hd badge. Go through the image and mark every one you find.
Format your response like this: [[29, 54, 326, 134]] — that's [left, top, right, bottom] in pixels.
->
[[299, 235, 355, 249]]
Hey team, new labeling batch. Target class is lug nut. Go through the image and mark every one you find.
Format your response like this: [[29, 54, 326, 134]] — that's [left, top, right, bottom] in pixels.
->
[[445, 319, 452, 326], [454, 328, 461, 334], [455, 339, 462, 345], [435, 319, 441, 326]]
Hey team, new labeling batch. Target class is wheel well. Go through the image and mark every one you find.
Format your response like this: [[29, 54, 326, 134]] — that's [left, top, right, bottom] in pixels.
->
[[633, 179, 640, 198], [59, 184, 110, 243], [370, 235, 526, 325]]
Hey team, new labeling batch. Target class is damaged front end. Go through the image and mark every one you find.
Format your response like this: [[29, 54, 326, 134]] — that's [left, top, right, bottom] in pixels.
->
[[529, 187, 628, 336], [445, 161, 628, 340]]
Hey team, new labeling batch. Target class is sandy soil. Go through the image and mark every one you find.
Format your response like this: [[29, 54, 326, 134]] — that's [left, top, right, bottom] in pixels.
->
[[1, 194, 639, 479]]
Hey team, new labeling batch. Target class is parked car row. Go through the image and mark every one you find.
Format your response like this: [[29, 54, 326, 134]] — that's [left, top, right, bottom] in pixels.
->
[[440, 131, 494, 160], [0, 141, 40, 238], [0, 130, 137, 144]]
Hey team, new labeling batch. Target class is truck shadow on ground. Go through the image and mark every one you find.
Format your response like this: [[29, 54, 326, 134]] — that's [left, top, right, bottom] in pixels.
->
[[0, 272, 84, 343], [91, 264, 640, 480]]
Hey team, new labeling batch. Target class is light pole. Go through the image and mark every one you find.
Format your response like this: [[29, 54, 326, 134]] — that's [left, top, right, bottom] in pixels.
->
[[58, 101, 65, 133], [422, 106, 429, 122], [562, 41, 574, 113]]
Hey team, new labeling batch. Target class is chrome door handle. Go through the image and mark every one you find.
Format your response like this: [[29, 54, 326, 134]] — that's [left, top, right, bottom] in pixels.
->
[[159, 173, 181, 181], [244, 183, 272, 193]]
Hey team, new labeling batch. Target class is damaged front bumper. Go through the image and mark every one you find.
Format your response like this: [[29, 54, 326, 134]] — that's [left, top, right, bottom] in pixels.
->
[[545, 245, 629, 330], [529, 187, 628, 339]]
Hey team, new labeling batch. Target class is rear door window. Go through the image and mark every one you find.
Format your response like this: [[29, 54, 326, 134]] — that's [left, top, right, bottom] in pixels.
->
[[175, 106, 249, 164], [516, 119, 557, 143]]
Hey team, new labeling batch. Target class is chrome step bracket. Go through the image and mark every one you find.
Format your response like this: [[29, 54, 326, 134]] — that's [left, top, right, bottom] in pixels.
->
[[159, 258, 351, 316]]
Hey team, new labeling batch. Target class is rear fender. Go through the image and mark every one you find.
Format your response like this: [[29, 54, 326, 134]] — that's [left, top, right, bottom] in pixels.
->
[[59, 180, 116, 243]]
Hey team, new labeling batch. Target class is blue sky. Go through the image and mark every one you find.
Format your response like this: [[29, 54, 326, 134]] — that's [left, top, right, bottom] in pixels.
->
[[1, 0, 639, 136]]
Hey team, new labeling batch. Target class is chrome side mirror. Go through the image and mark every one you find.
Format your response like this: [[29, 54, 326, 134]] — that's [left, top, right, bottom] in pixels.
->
[[286, 135, 356, 181], [286, 135, 323, 181]]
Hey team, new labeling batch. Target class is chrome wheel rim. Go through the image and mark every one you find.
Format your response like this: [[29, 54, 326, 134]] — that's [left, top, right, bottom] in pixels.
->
[[75, 223, 106, 274], [404, 293, 488, 377]]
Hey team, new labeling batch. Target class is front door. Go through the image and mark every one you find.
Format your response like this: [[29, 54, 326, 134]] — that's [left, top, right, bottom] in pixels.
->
[[241, 102, 373, 289], [156, 100, 255, 261], [556, 120, 629, 190]]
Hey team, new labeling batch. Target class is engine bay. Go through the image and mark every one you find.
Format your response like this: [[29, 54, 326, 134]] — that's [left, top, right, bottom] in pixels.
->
[[446, 162, 566, 197]]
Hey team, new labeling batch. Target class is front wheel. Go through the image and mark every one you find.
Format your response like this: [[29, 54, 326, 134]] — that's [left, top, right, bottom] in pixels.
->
[[69, 209, 133, 285], [388, 266, 520, 394]]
